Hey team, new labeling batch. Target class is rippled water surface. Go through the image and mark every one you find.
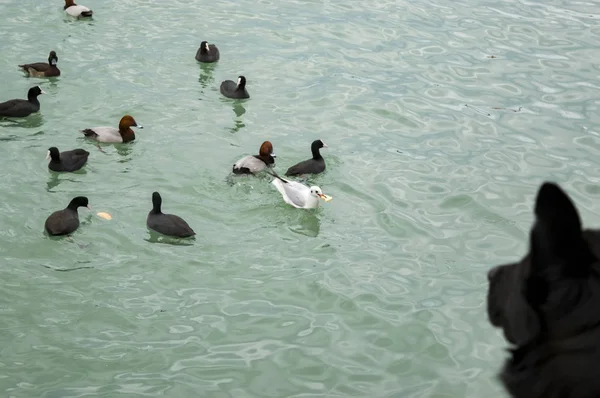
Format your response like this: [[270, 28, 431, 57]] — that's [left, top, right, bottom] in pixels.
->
[[1, 0, 599, 396]]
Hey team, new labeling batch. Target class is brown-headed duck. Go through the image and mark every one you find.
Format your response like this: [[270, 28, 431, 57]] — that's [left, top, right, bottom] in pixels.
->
[[285, 139, 328, 176], [232, 141, 276, 175], [81, 115, 142, 143], [0, 86, 45, 118], [47, 147, 89, 172], [64, 0, 93, 17], [220, 76, 249, 99], [196, 41, 220, 63], [19, 51, 60, 77], [45, 196, 91, 236], [147, 192, 195, 238]]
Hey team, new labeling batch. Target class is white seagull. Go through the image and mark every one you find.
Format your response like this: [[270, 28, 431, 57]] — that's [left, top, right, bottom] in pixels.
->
[[268, 171, 332, 209]]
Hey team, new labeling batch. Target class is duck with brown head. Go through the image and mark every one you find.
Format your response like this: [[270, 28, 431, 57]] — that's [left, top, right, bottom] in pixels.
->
[[19, 51, 60, 77], [232, 141, 276, 175], [195, 41, 220, 63], [64, 0, 93, 18], [81, 115, 142, 143], [220, 76, 250, 99]]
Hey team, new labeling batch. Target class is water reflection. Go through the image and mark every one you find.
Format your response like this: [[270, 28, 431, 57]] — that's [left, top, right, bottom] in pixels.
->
[[62, 17, 95, 25], [289, 212, 321, 237], [145, 230, 195, 246], [0, 113, 44, 129], [46, 172, 85, 191], [80, 213, 93, 226], [230, 119, 245, 134], [115, 143, 133, 160], [24, 78, 61, 89], [221, 100, 246, 134], [46, 173, 61, 191], [232, 102, 246, 117], [198, 63, 216, 89]]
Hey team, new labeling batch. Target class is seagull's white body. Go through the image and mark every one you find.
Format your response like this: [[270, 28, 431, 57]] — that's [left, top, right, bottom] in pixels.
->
[[269, 172, 330, 209]]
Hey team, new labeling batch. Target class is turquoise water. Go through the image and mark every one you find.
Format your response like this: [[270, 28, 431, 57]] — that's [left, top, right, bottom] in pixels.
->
[[1, 0, 599, 396]]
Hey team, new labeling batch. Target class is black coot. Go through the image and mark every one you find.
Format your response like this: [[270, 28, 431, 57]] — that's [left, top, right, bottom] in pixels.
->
[[195, 41, 220, 63], [47, 147, 89, 172], [147, 192, 195, 238], [220, 76, 249, 99], [285, 139, 327, 176], [45, 196, 90, 236], [0, 86, 45, 118]]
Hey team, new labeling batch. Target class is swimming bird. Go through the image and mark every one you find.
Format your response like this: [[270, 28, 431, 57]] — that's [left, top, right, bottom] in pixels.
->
[[285, 139, 328, 176], [220, 76, 249, 99], [268, 171, 331, 209], [147, 192, 195, 238], [0, 86, 45, 118], [47, 147, 89, 172], [19, 51, 60, 77], [81, 115, 142, 143], [195, 41, 220, 63], [64, 0, 93, 17], [232, 141, 276, 175], [44, 196, 90, 236]]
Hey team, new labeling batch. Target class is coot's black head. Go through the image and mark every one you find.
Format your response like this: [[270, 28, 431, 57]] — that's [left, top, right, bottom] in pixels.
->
[[67, 196, 90, 210], [312, 139, 327, 150], [28, 86, 45, 99], [48, 51, 58, 66], [152, 191, 162, 213], [200, 41, 209, 54], [237, 76, 247, 90], [311, 139, 328, 158], [48, 147, 60, 161]]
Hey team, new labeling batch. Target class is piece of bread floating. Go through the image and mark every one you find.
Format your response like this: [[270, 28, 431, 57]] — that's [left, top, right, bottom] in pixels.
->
[[322, 195, 333, 202], [96, 212, 112, 220]]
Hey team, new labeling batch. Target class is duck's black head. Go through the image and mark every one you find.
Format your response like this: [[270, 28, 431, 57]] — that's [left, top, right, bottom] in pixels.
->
[[67, 196, 90, 210], [48, 51, 58, 66], [151, 191, 162, 213], [311, 139, 328, 159], [28, 86, 45, 99], [237, 76, 247, 90], [48, 147, 60, 161], [200, 41, 209, 54]]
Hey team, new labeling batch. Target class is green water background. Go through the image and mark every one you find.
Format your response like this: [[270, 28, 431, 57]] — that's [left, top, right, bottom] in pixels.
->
[[1, 0, 599, 396]]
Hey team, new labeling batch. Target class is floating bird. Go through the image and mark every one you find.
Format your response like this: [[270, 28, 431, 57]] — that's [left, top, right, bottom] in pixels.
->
[[81, 115, 142, 143], [268, 171, 331, 209], [47, 147, 89, 172], [232, 141, 276, 175], [64, 0, 93, 17], [195, 41, 220, 63], [0, 86, 45, 118], [44, 196, 90, 236], [147, 192, 195, 238], [285, 139, 327, 176], [220, 75, 249, 99], [19, 51, 60, 77]]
